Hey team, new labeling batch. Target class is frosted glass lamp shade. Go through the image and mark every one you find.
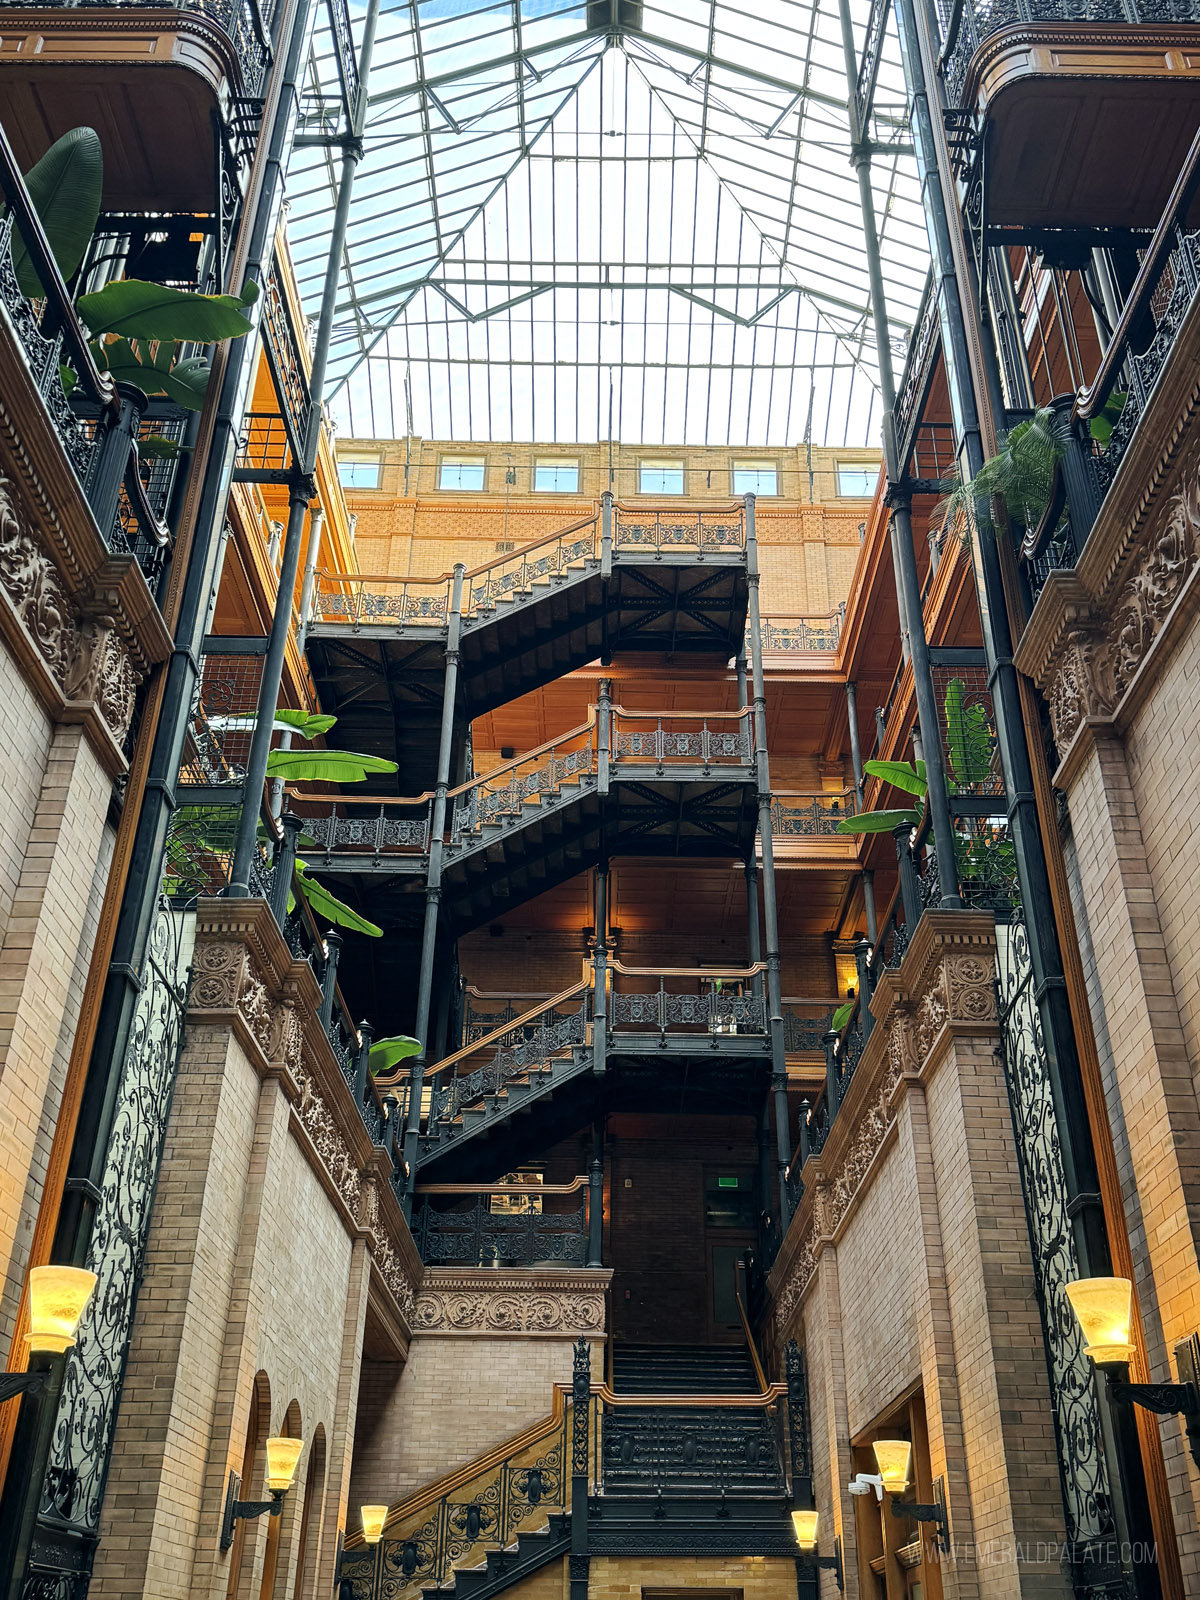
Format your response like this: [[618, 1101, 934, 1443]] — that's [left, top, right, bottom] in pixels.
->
[[791, 1509, 819, 1550], [1064, 1277, 1136, 1364], [872, 1439, 912, 1494], [264, 1437, 304, 1492], [26, 1266, 97, 1353], [361, 1505, 388, 1544]]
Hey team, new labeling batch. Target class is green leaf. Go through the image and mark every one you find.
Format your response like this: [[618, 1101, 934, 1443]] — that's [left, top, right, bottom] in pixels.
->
[[836, 808, 922, 834], [275, 708, 338, 740], [1089, 391, 1127, 448], [831, 1000, 855, 1031], [369, 1035, 423, 1074], [266, 748, 398, 783], [862, 758, 927, 798], [943, 677, 993, 788], [11, 127, 103, 298], [93, 338, 213, 411], [294, 861, 383, 936], [137, 434, 188, 461], [77, 278, 257, 342]]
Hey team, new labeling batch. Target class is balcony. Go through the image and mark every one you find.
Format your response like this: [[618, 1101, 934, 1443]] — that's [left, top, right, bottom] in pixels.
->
[[938, 0, 1200, 229], [0, 0, 274, 213]]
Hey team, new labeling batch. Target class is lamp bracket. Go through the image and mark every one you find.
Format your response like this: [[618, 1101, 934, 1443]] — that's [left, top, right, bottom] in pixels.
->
[[0, 1369, 48, 1404], [1108, 1379, 1198, 1417], [219, 1470, 285, 1550], [891, 1495, 950, 1554]]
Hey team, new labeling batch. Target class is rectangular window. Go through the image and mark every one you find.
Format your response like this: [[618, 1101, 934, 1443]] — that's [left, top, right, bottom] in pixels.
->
[[534, 459, 580, 493], [836, 463, 877, 497], [338, 454, 381, 490], [439, 456, 486, 491], [731, 461, 778, 496], [639, 458, 685, 495]]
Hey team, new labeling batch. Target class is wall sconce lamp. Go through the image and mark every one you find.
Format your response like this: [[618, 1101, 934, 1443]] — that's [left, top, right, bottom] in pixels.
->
[[335, 1505, 390, 1598], [0, 1267, 97, 1402], [873, 1440, 950, 1554], [1066, 1276, 1200, 1467], [220, 1437, 304, 1550], [791, 1509, 843, 1593]]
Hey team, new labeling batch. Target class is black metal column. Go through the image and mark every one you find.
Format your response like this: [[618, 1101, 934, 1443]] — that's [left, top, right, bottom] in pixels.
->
[[844, 680, 878, 940], [593, 862, 608, 1077]]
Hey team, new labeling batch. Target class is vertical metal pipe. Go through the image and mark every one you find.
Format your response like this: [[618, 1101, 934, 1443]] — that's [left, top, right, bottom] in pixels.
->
[[588, 1120, 604, 1267], [593, 863, 608, 1076], [745, 857, 763, 1000], [229, 0, 385, 891], [745, 495, 792, 1227], [844, 680, 866, 807]]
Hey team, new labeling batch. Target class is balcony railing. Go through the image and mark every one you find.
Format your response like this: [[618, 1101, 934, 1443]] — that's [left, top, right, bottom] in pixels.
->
[[935, 0, 1198, 107], [770, 791, 856, 836], [0, 125, 172, 587], [608, 962, 769, 1038], [411, 1178, 590, 1267], [754, 610, 843, 653]]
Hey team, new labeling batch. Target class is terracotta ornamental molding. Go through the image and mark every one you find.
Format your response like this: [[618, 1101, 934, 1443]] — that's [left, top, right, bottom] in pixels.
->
[[414, 1268, 612, 1337], [768, 913, 999, 1341], [0, 324, 172, 774], [187, 900, 422, 1338], [1015, 292, 1200, 787]]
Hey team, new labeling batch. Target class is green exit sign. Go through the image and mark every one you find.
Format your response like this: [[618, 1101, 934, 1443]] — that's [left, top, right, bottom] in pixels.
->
[[718, 1176, 739, 1189]]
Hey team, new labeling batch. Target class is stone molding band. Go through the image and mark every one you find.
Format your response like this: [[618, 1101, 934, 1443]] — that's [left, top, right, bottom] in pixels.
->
[[414, 1268, 612, 1337]]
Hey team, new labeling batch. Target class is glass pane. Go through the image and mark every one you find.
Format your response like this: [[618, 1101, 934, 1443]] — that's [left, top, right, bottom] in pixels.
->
[[732, 465, 777, 496], [338, 458, 381, 489], [534, 461, 579, 492], [440, 459, 486, 491], [837, 466, 876, 497], [639, 462, 684, 494]]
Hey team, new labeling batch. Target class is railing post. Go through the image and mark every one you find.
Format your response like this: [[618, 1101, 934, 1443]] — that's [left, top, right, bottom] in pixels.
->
[[383, 1094, 401, 1164], [822, 1028, 841, 1117], [270, 811, 303, 927], [318, 930, 343, 1035], [785, 1338, 812, 1506], [894, 822, 922, 930], [593, 863, 607, 1076], [1053, 392, 1103, 552], [570, 1337, 591, 1600], [798, 1099, 812, 1170], [353, 1019, 374, 1106], [87, 383, 149, 541], [597, 679, 612, 796], [854, 936, 874, 1044], [600, 491, 613, 579], [588, 1121, 604, 1267]]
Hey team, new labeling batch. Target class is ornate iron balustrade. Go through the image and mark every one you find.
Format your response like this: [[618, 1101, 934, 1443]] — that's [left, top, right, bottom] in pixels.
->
[[611, 708, 752, 767], [464, 518, 600, 611], [782, 1002, 835, 1054], [771, 792, 855, 836], [314, 570, 452, 626], [339, 1404, 571, 1600], [893, 268, 939, 473], [289, 796, 432, 855], [937, 0, 1195, 106], [612, 503, 745, 551], [598, 1399, 787, 1499], [462, 989, 555, 1045], [755, 612, 843, 653], [411, 1185, 589, 1266], [0, 128, 173, 588], [450, 726, 595, 840], [261, 259, 310, 456], [609, 968, 767, 1038]]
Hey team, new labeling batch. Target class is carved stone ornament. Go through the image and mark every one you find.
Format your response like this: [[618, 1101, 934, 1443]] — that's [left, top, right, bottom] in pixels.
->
[[370, 1222, 419, 1324], [415, 1276, 607, 1336], [0, 472, 78, 683], [189, 939, 247, 1011], [945, 956, 997, 1025]]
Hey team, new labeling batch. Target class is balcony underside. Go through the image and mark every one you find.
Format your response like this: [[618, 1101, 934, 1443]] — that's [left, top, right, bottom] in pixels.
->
[[0, 11, 241, 209], [969, 23, 1200, 228]]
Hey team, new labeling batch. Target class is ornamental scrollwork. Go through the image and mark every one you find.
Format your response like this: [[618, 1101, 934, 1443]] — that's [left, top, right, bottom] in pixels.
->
[[0, 472, 78, 684], [188, 939, 246, 1010], [945, 955, 997, 1025], [414, 1285, 605, 1334]]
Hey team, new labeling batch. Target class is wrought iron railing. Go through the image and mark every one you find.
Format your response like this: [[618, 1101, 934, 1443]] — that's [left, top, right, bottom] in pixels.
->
[[0, 0, 274, 93], [0, 124, 173, 588], [236, 410, 292, 473], [287, 793, 432, 855], [449, 721, 596, 841], [411, 1177, 590, 1266], [611, 706, 753, 767], [608, 962, 768, 1038], [781, 1001, 837, 1054], [462, 987, 556, 1044], [770, 791, 856, 837], [262, 259, 310, 454], [313, 500, 747, 629], [755, 611, 843, 653], [935, 0, 1195, 108], [339, 1394, 573, 1600], [893, 268, 939, 472]]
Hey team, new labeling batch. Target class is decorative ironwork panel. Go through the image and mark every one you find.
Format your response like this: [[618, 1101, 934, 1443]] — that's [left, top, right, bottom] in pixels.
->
[[413, 1198, 588, 1266], [782, 1007, 833, 1053], [613, 722, 751, 764], [451, 739, 593, 840], [757, 615, 842, 653], [613, 508, 745, 551], [995, 911, 1128, 1592], [784, 1339, 811, 1486], [428, 1005, 588, 1125], [300, 806, 429, 853], [600, 1406, 785, 1497], [894, 269, 939, 469], [28, 903, 191, 1599], [326, 0, 360, 115], [609, 986, 766, 1034], [770, 795, 853, 836], [261, 261, 310, 455]]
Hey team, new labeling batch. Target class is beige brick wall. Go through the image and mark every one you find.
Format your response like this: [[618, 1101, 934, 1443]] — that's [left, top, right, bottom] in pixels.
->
[[588, 1554, 798, 1600], [92, 1021, 362, 1600], [350, 1335, 600, 1505]]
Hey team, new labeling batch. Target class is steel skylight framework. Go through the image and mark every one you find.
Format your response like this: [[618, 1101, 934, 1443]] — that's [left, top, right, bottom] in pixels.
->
[[287, 0, 928, 445]]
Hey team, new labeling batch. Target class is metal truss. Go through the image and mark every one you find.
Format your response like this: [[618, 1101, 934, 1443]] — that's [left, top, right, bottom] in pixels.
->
[[286, 0, 928, 444]]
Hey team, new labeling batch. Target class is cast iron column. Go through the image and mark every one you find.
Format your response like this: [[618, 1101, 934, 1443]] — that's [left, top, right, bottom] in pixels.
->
[[745, 496, 792, 1228], [844, 680, 878, 940]]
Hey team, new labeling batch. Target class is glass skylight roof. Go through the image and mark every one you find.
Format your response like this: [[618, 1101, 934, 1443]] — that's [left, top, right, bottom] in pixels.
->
[[287, 0, 928, 445]]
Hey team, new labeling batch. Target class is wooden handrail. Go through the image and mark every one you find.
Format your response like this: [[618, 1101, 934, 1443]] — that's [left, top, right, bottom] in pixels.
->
[[773, 787, 856, 800], [609, 959, 766, 979], [415, 1175, 588, 1195], [374, 975, 592, 1087], [735, 1279, 770, 1393], [1077, 124, 1200, 421], [445, 715, 595, 799], [463, 985, 555, 1000], [611, 704, 750, 721], [590, 1381, 786, 1407], [286, 788, 434, 807], [462, 511, 601, 578]]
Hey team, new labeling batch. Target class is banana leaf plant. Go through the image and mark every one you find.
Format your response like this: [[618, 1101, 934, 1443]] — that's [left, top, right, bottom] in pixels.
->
[[13, 127, 257, 422], [937, 404, 1071, 543], [369, 1035, 422, 1076]]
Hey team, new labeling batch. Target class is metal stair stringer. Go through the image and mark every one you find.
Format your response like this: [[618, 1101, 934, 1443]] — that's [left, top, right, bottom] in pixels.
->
[[416, 1045, 594, 1173]]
